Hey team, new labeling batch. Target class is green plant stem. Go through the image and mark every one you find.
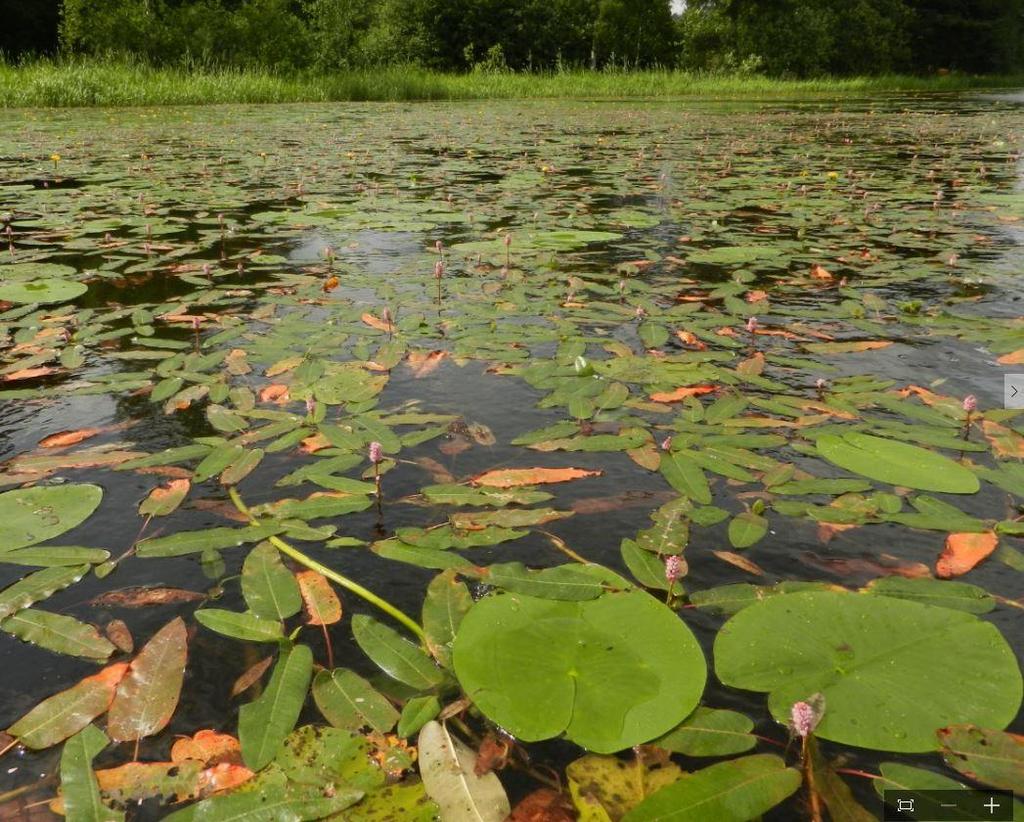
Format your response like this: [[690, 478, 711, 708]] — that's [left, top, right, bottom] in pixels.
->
[[228, 487, 426, 642]]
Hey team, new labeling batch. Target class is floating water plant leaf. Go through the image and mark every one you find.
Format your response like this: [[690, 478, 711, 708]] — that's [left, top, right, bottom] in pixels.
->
[[0, 565, 90, 621], [453, 582, 706, 752], [469, 562, 605, 600], [296, 571, 342, 625], [714, 591, 1022, 752], [0, 546, 110, 567], [108, 618, 188, 742], [241, 542, 302, 620], [938, 725, 1024, 793], [2, 609, 115, 660], [352, 615, 444, 690], [936, 532, 999, 578], [653, 707, 757, 757], [422, 570, 472, 668], [816, 432, 979, 494], [862, 577, 995, 614], [60, 724, 124, 822], [421, 484, 553, 507], [312, 669, 399, 733], [238, 644, 314, 771], [8, 662, 128, 749], [567, 753, 682, 819], [418, 721, 510, 822], [727, 511, 768, 549], [397, 696, 441, 739], [136, 524, 285, 557], [806, 735, 875, 822], [660, 452, 711, 504], [0, 279, 87, 305], [620, 754, 801, 822], [0, 484, 103, 551], [138, 479, 190, 517], [195, 609, 284, 642], [471, 467, 602, 488]]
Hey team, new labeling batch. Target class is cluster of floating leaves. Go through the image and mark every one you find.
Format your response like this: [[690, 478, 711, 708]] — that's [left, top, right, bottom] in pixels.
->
[[0, 99, 1023, 819]]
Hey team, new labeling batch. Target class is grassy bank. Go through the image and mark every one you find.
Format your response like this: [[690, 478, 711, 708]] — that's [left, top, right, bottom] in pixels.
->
[[1, 59, 1022, 107]]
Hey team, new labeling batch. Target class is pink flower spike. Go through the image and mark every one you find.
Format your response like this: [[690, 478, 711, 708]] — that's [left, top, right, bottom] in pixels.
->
[[435, 240, 443, 254], [305, 397, 316, 416], [963, 395, 977, 413], [746, 316, 758, 333], [815, 378, 827, 390], [434, 260, 444, 279], [664, 555, 684, 585], [660, 436, 673, 452], [368, 441, 384, 465], [503, 233, 512, 247], [790, 695, 825, 738]]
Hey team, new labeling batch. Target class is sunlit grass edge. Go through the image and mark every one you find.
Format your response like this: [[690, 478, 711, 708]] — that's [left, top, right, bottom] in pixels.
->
[[2, 58, 1023, 107]]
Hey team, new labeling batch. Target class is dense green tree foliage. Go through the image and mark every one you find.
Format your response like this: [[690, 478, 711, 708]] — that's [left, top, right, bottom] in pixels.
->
[[4, 0, 1020, 75]]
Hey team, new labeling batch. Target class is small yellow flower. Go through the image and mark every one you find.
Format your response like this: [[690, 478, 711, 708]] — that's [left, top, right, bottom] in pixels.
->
[[50, 153, 61, 164], [826, 171, 839, 180]]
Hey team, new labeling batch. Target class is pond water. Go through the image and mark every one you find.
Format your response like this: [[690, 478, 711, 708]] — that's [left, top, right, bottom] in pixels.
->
[[1, 95, 1023, 820]]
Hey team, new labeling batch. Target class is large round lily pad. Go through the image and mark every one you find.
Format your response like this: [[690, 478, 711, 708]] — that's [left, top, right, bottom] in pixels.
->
[[714, 591, 1021, 752], [816, 432, 979, 494], [453, 583, 706, 753], [0, 279, 87, 305], [0, 484, 104, 551]]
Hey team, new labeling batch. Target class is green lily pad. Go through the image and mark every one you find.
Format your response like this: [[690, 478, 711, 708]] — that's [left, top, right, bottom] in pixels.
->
[[453, 581, 706, 753], [0, 484, 103, 551], [714, 591, 1022, 752], [0, 279, 87, 305]]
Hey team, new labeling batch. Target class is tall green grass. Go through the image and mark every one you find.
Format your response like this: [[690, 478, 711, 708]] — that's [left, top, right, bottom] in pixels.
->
[[1, 58, 1022, 107]]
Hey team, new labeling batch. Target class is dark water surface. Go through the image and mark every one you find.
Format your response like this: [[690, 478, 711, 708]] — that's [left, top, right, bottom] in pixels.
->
[[1, 95, 1024, 819]]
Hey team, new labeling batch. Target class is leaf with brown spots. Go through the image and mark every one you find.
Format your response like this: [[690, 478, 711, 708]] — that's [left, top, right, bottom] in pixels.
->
[[107, 618, 188, 742], [38, 429, 102, 449], [89, 587, 204, 608], [296, 571, 342, 626], [936, 532, 999, 578], [472, 467, 602, 488]]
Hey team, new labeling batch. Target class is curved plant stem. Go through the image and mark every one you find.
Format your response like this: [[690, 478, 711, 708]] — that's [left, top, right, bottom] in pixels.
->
[[228, 487, 426, 642]]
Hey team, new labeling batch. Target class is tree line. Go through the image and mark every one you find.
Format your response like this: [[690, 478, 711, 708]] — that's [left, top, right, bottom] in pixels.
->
[[2, 0, 1022, 76]]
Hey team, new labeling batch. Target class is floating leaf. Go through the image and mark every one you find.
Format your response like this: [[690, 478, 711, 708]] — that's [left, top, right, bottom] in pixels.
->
[[296, 570, 342, 625], [0, 565, 90, 621], [471, 467, 602, 488], [195, 609, 284, 642], [937, 531, 999, 578], [2, 608, 115, 659], [714, 591, 1022, 751], [863, 576, 995, 613], [567, 753, 682, 819], [418, 720, 510, 822], [241, 542, 302, 620], [727, 511, 768, 549], [660, 451, 712, 504], [397, 695, 441, 739], [938, 725, 1024, 793], [453, 580, 706, 752], [653, 707, 757, 757], [816, 432, 979, 494], [352, 615, 444, 690], [621, 754, 801, 822], [60, 724, 124, 822], [239, 644, 314, 771], [8, 662, 128, 749], [0, 279, 87, 305], [136, 524, 285, 557], [0, 484, 102, 551], [108, 618, 188, 742], [312, 669, 399, 733], [138, 479, 190, 518], [422, 570, 472, 668]]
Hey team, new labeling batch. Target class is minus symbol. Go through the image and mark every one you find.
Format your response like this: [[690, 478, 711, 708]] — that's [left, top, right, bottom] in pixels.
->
[[940, 804, 956, 807]]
